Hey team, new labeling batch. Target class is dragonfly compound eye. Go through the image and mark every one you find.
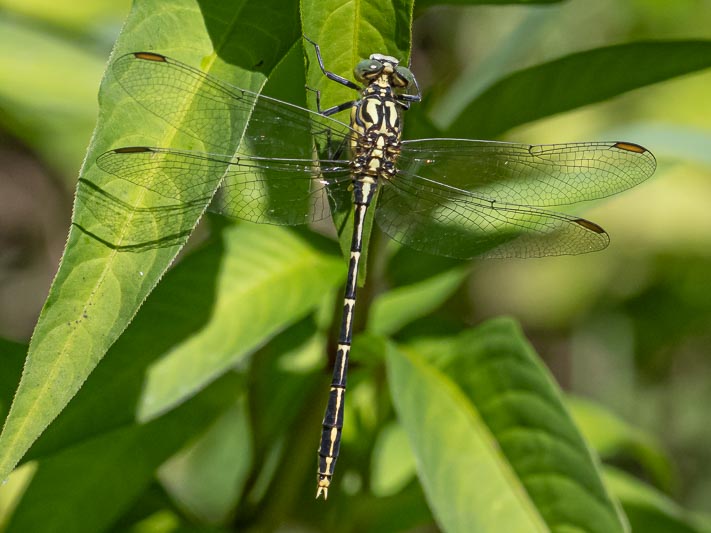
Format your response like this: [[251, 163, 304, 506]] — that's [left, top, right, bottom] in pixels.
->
[[392, 66, 413, 87], [354, 59, 384, 82]]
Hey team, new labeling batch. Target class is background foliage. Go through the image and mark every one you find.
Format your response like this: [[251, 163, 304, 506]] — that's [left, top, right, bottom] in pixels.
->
[[1, 0, 711, 531]]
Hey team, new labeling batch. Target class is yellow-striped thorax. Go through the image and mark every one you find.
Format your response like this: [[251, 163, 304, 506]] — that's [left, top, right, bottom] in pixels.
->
[[349, 54, 416, 203]]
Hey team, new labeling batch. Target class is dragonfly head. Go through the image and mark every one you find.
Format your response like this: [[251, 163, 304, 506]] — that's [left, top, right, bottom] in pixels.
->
[[354, 54, 417, 96]]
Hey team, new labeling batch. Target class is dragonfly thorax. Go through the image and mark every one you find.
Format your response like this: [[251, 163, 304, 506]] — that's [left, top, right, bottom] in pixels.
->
[[349, 54, 415, 191], [349, 85, 403, 196]]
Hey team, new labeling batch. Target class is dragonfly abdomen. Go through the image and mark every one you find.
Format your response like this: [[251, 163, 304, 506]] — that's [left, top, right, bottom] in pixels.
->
[[316, 200, 368, 499], [317, 75, 407, 500]]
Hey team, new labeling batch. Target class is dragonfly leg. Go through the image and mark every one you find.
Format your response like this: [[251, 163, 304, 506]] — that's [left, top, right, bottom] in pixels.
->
[[319, 100, 357, 117], [304, 35, 360, 91], [397, 93, 422, 110], [305, 85, 357, 116], [396, 85, 422, 110]]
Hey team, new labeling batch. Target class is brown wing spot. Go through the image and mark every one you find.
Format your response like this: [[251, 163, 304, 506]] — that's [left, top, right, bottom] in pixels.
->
[[113, 146, 154, 154], [613, 141, 647, 154], [574, 218, 606, 234], [133, 52, 167, 62]]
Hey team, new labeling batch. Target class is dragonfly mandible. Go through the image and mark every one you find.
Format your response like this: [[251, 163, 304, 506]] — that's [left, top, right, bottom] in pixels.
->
[[88, 39, 656, 500]]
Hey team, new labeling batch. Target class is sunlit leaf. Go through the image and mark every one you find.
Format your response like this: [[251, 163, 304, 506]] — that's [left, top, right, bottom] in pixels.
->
[[301, 0, 415, 280], [22, 223, 341, 461], [368, 266, 469, 336], [0, 0, 302, 480], [388, 318, 628, 532]]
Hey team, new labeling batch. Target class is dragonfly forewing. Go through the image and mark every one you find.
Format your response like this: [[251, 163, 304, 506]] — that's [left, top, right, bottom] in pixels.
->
[[88, 52, 359, 250], [111, 52, 355, 158], [398, 140, 656, 207]]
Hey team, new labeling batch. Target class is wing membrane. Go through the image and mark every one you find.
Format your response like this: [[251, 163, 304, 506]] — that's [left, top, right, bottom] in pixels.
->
[[376, 172, 609, 259], [399, 139, 656, 207], [97, 53, 654, 259], [93, 147, 352, 250], [74, 177, 206, 251], [95, 53, 356, 249], [111, 52, 355, 159]]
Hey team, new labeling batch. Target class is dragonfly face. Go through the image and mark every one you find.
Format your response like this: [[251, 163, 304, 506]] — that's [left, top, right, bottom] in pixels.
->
[[88, 41, 656, 499]]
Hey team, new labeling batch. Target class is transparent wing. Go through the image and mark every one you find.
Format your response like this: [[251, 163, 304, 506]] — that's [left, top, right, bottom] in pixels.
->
[[398, 139, 656, 207], [89, 52, 357, 250], [111, 52, 355, 159], [376, 172, 610, 259], [91, 147, 352, 250], [74, 176, 208, 252]]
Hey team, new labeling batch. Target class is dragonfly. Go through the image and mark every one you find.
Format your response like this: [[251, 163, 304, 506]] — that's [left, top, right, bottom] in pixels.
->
[[88, 39, 656, 500]]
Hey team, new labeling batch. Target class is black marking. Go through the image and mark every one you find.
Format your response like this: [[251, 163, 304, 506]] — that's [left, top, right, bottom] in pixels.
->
[[113, 146, 154, 154]]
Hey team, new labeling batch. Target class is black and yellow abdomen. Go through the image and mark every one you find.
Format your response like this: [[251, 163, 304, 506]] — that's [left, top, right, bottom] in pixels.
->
[[316, 56, 412, 500]]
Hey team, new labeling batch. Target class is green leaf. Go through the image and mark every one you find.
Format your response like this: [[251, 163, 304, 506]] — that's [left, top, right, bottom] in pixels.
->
[[370, 422, 417, 497], [387, 318, 628, 533], [605, 467, 706, 533], [158, 397, 251, 524], [23, 223, 341, 461], [445, 41, 711, 139], [367, 266, 469, 336], [122, 509, 185, 533], [136, 224, 343, 420], [301, 0, 415, 115], [4, 372, 240, 533], [0, 0, 303, 480], [568, 395, 673, 491]]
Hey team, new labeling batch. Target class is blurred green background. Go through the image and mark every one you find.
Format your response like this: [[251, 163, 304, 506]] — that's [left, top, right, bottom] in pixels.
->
[[1, 0, 711, 521]]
